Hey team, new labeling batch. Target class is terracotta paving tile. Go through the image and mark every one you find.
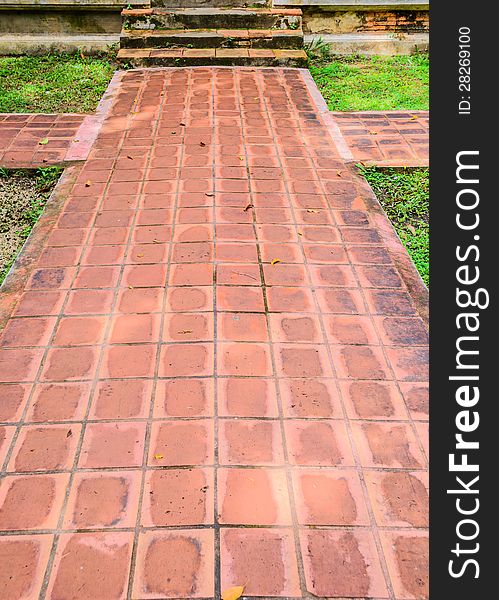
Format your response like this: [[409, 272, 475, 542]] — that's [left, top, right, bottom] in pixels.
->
[[301, 529, 388, 598], [0, 69, 428, 599], [133, 529, 214, 599], [47, 532, 133, 600], [380, 530, 429, 599], [0, 534, 53, 599], [142, 468, 214, 526], [0, 473, 69, 530], [64, 470, 141, 529], [220, 528, 301, 597], [218, 467, 292, 525], [293, 468, 370, 526]]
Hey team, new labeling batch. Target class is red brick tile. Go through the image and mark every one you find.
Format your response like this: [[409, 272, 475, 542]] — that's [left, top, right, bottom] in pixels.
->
[[116, 287, 163, 313], [217, 285, 264, 312], [9, 424, 80, 472], [219, 312, 268, 342], [263, 263, 307, 286], [316, 288, 366, 314], [122, 264, 167, 288], [218, 467, 291, 525], [352, 421, 426, 469], [81, 244, 126, 266], [301, 529, 388, 598], [380, 530, 429, 599], [341, 380, 408, 420], [275, 344, 332, 378], [109, 313, 161, 344], [27, 382, 90, 422], [280, 378, 341, 418], [169, 263, 213, 286], [167, 286, 213, 312], [47, 533, 132, 600], [365, 470, 428, 528], [0, 535, 52, 600], [14, 290, 65, 317], [133, 530, 214, 599], [148, 420, 213, 466], [218, 377, 278, 417], [101, 345, 156, 378], [220, 528, 300, 597], [90, 379, 152, 419], [154, 378, 213, 417], [0, 347, 44, 382], [79, 422, 146, 468], [64, 289, 114, 315], [142, 468, 214, 526], [284, 420, 354, 466], [73, 266, 119, 289], [64, 471, 141, 529], [53, 316, 106, 346], [293, 469, 369, 525], [159, 343, 213, 377], [219, 420, 283, 465], [0, 473, 69, 530], [386, 346, 429, 381], [41, 346, 98, 381], [267, 286, 315, 312], [268, 313, 322, 343], [0, 426, 16, 465], [334, 345, 389, 379], [163, 313, 214, 342], [400, 382, 429, 420], [0, 383, 31, 421], [324, 314, 378, 345], [218, 342, 272, 376]]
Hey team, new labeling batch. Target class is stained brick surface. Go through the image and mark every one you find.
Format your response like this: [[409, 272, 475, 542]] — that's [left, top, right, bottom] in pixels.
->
[[0, 68, 428, 599], [334, 110, 429, 166]]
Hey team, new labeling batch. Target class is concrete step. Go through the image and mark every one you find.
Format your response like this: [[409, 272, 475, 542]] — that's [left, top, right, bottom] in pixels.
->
[[117, 47, 308, 67], [120, 28, 303, 49], [122, 8, 302, 32]]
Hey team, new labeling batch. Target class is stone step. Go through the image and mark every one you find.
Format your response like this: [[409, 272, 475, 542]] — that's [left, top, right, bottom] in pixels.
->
[[122, 8, 302, 32], [151, 0, 270, 8], [120, 28, 303, 49], [117, 47, 308, 67]]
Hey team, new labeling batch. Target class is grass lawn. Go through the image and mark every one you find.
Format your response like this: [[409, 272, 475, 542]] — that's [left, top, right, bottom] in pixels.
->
[[308, 54, 429, 112], [0, 167, 62, 285], [0, 53, 116, 113], [359, 166, 429, 286]]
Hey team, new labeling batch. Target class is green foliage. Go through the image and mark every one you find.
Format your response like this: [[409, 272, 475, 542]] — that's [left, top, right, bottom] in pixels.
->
[[309, 54, 429, 111], [0, 53, 115, 113], [359, 166, 429, 286]]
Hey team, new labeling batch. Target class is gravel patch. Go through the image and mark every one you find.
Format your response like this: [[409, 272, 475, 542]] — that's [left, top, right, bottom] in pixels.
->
[[0, 168, 61, 284]]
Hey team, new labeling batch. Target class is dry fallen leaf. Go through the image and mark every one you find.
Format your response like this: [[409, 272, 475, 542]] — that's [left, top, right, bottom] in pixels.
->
[[154, 454, 164, 460], [85, 180, 92, 187], [66, 429, 72, 438], [297, 231, 303, 236], [136, 254, 144, 258], [200, 141, 206, 147], [337, 170, 343, 177], [238, 156, 244, 161], [306, 209, 319, 213], [221, 586, 244, 600], [205, 192, 214, 197], [369, 131, 378, 135], [127, 155, 134, 160], [410, 115, 418, 121], [178, 330, 193, 334], [243, 204, 254, 212], [38, 138, 49, 145], [271, 258, 281, 265]]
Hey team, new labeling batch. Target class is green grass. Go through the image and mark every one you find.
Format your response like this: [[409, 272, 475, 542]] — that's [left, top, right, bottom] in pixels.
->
[[0, 167, 62, 286], [309, 54, 429, 112], [359, 166, 429, 286], [0, 53, 116, 113]]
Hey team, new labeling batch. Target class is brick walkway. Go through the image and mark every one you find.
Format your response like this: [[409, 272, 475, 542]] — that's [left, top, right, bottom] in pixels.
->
[[0, 68, 428, 600], [332, 111, 429, 167]]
